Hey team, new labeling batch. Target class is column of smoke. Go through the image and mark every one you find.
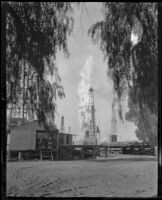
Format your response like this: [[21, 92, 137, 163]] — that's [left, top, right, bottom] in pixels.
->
[[78, 56, 94, 143]]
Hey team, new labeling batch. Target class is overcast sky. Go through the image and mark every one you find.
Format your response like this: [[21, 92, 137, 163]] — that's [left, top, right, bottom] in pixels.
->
[[54, 2, 137, 142]]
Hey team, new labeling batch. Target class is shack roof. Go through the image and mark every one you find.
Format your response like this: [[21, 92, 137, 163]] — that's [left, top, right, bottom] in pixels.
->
[[10, 120, 44, 131], [59, 132, 73, 136]]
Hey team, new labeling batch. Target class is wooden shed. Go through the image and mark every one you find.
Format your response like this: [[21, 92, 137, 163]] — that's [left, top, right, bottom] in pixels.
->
[[9, 120, 44, 151], [8, 120, 73, 160]]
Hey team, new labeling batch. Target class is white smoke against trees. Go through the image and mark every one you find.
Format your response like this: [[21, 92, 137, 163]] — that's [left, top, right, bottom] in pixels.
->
[[130, 16, 143, 86], [78, 56, 94, 141], [131, 16, 143, 47]]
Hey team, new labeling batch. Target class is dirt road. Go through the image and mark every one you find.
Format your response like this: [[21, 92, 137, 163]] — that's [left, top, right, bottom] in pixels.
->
[[7, 155, 157, 197]]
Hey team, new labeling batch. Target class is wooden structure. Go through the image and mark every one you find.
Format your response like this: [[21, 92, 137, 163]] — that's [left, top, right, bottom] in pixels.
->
[[8, 121, 155, 161], [8, 120, 73, 161], [8, 119, 126, 161], [58, 144, 123, 160], [84, 87, 98, 145]]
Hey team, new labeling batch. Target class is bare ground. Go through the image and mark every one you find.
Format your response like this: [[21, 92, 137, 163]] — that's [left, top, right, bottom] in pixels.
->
[[7, 155, 157, 197]]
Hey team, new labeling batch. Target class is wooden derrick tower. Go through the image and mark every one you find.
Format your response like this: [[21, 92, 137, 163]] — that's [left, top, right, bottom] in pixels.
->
[[109, 93, 118, 142], [85, 87, 97, 145], [8, 61, 35, 121]]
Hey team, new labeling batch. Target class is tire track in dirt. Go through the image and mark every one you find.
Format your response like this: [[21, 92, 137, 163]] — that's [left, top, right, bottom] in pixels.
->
[[7, 166, 96, 197], [7, 160, 157, 197], [7, 166, 53, 196], [7, 166, 73, 196]]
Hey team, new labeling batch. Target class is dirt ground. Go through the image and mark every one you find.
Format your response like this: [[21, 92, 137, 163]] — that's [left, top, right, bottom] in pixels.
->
[[7, 155, 157, 197]]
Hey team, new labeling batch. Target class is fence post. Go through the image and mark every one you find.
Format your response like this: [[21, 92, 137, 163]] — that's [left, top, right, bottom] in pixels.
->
[[51, 150, 53, 161], [81, 146, 84, 159], [18, 152, 22, 160], [56, 130, 59, 160], [40, 150, 42, 161], [105, 147, 108, 158]]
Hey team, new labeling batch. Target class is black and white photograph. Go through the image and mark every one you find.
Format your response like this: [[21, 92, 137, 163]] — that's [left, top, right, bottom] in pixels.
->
[[1, 2, 160, 198]]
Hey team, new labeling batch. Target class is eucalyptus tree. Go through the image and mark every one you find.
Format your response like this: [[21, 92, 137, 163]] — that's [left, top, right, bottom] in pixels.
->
[[2, 2, 74, 129], [88, 3, 158, 144]]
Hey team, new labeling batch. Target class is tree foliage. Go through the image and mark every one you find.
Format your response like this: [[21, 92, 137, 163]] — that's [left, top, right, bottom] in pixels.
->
[[88, 3, 158, 144], [4, 2, 74, 129], [125, 96, 158, 146]]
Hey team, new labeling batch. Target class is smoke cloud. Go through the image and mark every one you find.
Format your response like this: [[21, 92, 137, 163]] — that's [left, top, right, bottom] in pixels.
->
[[78, 56, 94, 140], [131, 16, 143, 47]]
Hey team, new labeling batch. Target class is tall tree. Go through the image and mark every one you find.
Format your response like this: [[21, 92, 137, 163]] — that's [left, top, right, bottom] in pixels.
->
[[88, 3, 158, 144], [125, 95, 158, 146], [3, 2, 74, 129]]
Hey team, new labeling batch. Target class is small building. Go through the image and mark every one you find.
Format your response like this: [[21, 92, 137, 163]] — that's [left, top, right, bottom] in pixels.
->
[[59, 132, 73, 146], [9, 120, 44, 151], [8, 120, 73, 160]]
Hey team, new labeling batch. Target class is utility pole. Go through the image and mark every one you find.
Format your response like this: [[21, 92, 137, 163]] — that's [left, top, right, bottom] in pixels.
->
[[60, 116, 65, 133]]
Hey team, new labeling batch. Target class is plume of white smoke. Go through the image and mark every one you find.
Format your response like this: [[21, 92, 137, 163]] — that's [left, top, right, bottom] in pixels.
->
[[78, 56, 94, 141], [131, 16, 143, 47], [130, 16, 143, 86]]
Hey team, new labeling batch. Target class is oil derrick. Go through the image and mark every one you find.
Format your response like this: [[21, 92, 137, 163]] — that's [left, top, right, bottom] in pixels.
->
[[109, 93, 118, 142], [85, 87, 97, 145], [9, 61, 30, 120]]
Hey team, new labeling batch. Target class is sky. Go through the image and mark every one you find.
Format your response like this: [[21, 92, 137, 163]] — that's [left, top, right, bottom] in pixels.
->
[[54, 2, 137, 143]]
